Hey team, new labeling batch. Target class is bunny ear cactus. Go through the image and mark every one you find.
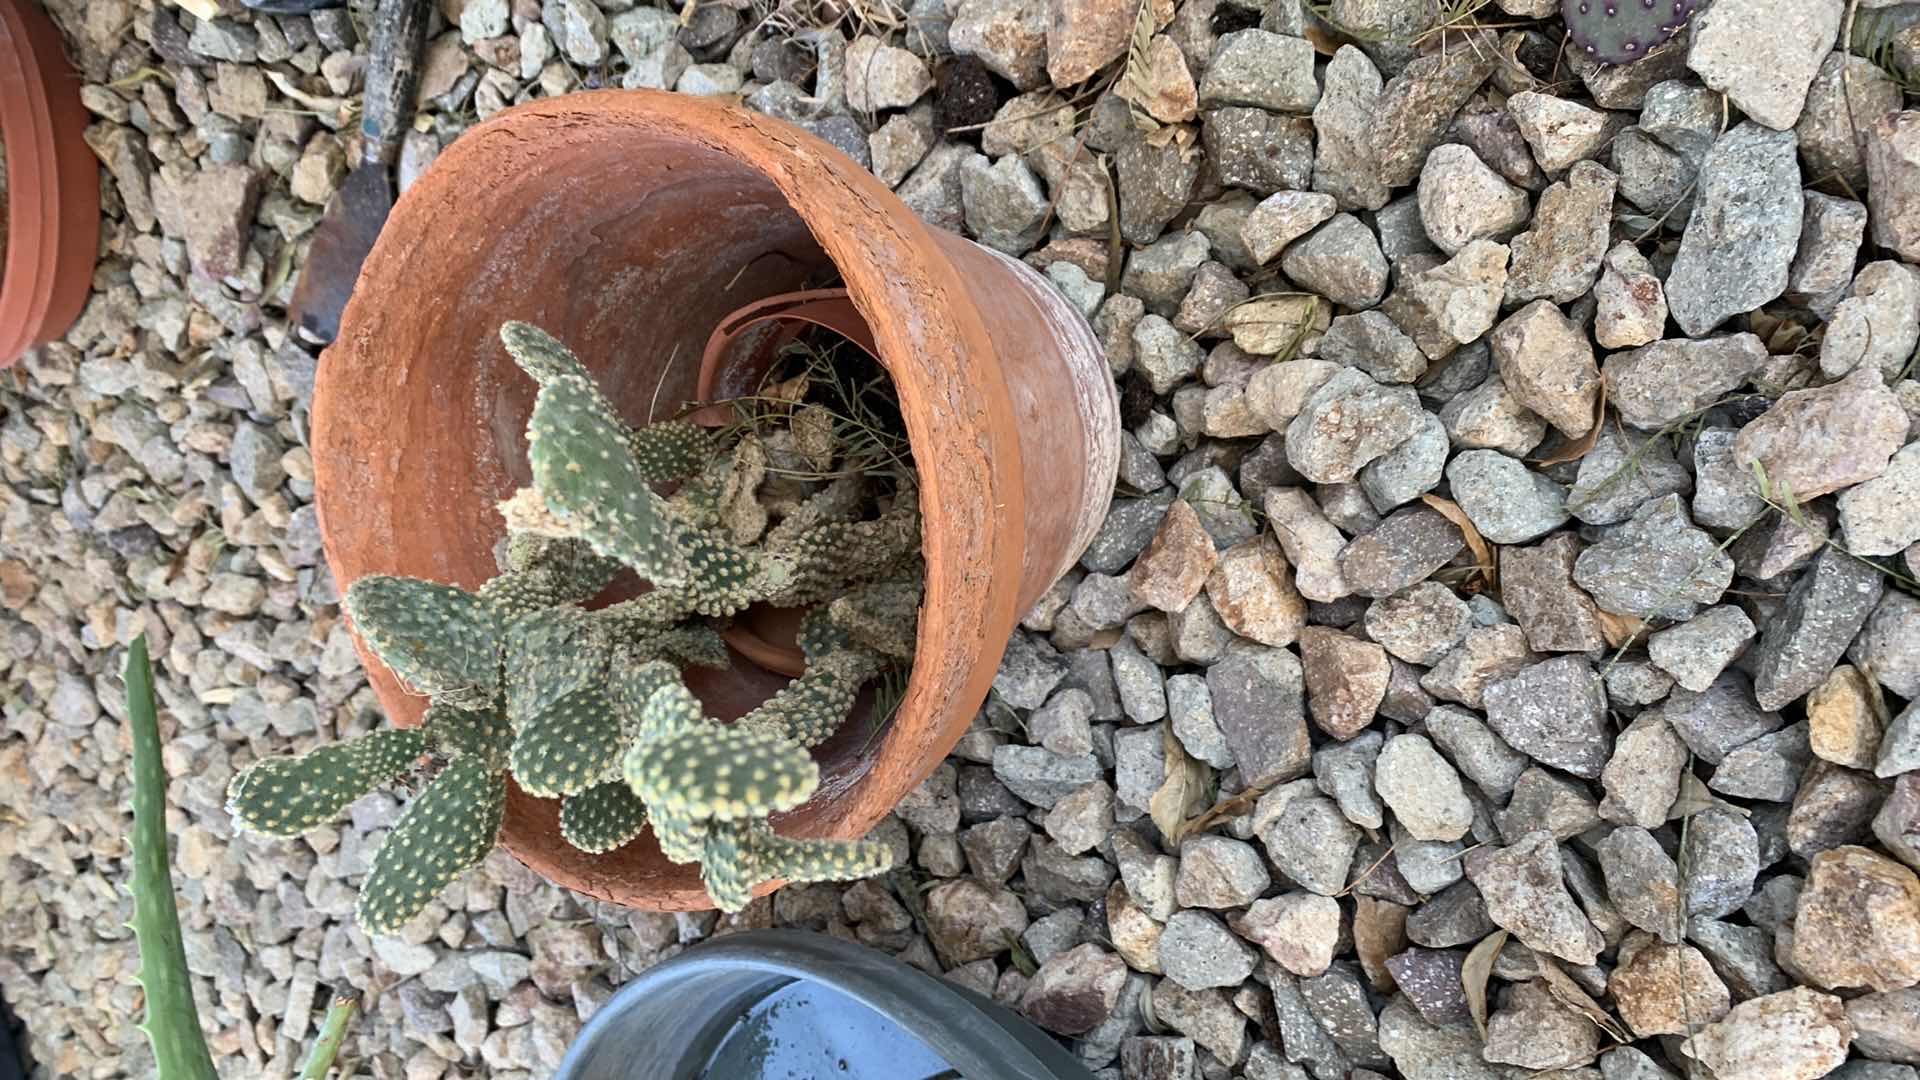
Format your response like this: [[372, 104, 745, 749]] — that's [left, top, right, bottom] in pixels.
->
[[231, 319, 921, 923], [1562, 0, 1697, 64]]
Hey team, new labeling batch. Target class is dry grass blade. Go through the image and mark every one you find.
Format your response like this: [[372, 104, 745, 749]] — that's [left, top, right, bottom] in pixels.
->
[[1119, 0, 1159, 129], [1422, 494, 1496, 592], [1536, 955, 1633, 1044], [1533, 376, 1609, 467], [1464, 929, 1508, 1041], [1150, 725, 1211, 844], [1668, 771, 1751, 821], [1336, 842, 1400, 898]]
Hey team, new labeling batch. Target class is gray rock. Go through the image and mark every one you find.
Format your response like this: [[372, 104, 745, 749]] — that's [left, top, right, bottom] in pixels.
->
[[1280, 214, 1390, 310], [1466, 830, 1605, 965], [1234, 892, 1341, 977], [1749, 545, 1886, 711], [1416, 144, 1530, 256], [1406, 879, 1499, 949], [1506, 161, 1617, 304], [1337, 506, 1467, 598], [1244, 191, 1339, 265], [1207, 644, 1310, 786], [1507, 90, 1613, 173], [1046, 780, 1115, 854], [1599, 712, 1687, 827], [1876, 772, 1920, 870], [962, 817, 1033, 885], [1866, 110, 1920, 263], [1174, 834, 1272, 909], [1648, 605, 1757, 693], [1489, 299, 1601, 439], [1444, 450, 1568, 544], [1204, 107, 1315, 195], [1314, 730, 1386, 829], [1385, 947, 1471, 1025], [1382, 240, 1510, 363], [1374, 35, 1500, 189], [1787, 760, 1888, 859], [1360, 411, 1446, 512], [1613, 126, 1698, 219], [1285, 370, 1424, 484], [1661, 671, 1787, 765], [1378, 994, 1504, 1080], [1665, 123, 1804, 336], [1421, 624, 1538, 710], [994, 746, 1103, 807], [1300, 964, 1391, 1070], [845, 36, 933, 111], [1363, 581, 1470, 667], [1572, 494, 1731, 620], [1298, 627, 1391, 740], [1846, 986, 1920, 1065], [1485, 980, 1603, 1069], [1425, 705, 1529, 801], [1879, 700, 1920, 780], [1797, 53, 1904, 192], [995, 630, 1070, 708], [1150, 981, 1249, 1065], [1483, 656, 1610, 778], [961, 152, 1050, 253], [1124, 231, 1212, 316], [1113, 725, 1168, 820], [1692, 427, 1770, 532], [1374, 734, 1473, 842], [1595, 826, 1685, 942], [1689, 914, 1794, 999], [1033, 689, 1097, 757], [1084, 493, 1177, 575], [1568, 424, 1694, 527], [1116, 132, 1205, 244], [1498, 533, 1607, 653], [1681, 808, 1762, 918], [1121, 1036, 1198, 1080], [1261, 487, 1351, 603], [1261, 792, 1362, 896], [1824, 262, 1920, 388], [1392, 826, 1466, 896], [1159, 911, 1258, 990], [1685, 0, 1840, 131], [1199, 30, 1319, 112], [950, 0, 1048, 88], [1166, 674, 1232, 769], [1683, 988, 1854, 1080], [1593, 242, 1669, 349], [1840, 441, 1920, 558], [542, 0, 608, 64], [1602, 333, 1771, 432], [1020, 944, 1127, 1035], [1710, 722, 1814, 802], [1438, 369, 1548, 459], [1787, 192, 1869, 315], [1313, 45, 1389, 211], [1113, 830, 1179, 921], [1131, 316, 1205, 398]]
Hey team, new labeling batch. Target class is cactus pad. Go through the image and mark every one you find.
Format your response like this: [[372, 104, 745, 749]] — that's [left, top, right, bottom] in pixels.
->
[[423, 704, 513, 771], [827, 582, 922, 661], [503, 607, 609, 727], [629, 421, 719, 485], [528, 372, 690, 587], [625, 721, 819, 821], [1562, 0, 1696, 64], [227, 729, 429, 837], [356, 756, 506, 935], [481, 534, 620, 615], [345, 576, 500, 708], [695, 819, 895, 913], [510, 687, 625, 797], [740, 648, 885, 748], [560, 782, 650, 853]]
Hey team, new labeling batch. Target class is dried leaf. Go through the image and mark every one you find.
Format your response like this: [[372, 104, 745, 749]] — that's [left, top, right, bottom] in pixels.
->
[[1218, 295, 1328, 354], [1463, 929, 1509, 1042], [1535, 955, 1633, 1044], [1594, 609, 1646, 649], [765, 372, 810, 405], [1119, 0, 1159, 129], [1353, 898, 1410, 993], [1669, 771, 1751, 821], [1180, 779, 1274, 838], [1532, 376, 1610, 467], [1150, 724, 1211, 845], [1422, 494, 1497, 592]]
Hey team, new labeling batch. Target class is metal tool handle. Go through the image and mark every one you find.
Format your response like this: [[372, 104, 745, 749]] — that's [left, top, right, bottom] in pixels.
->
[[361, 0, 429, 168]]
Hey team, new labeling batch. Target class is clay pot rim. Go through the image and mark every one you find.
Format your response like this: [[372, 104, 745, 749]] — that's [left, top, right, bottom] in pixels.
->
[[316, 91, 1031, 909], [0, 0, 100, 367]]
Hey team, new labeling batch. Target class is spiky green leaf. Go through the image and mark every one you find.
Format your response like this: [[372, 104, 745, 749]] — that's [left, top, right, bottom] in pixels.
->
[[125, 636, 222, 1080], [625, 722, 819, 821], [345, 576, 500, 708], [356, 757, 506, 935], [560, 782, 650, 854], [228, 728, 430, 837], [528, 374, 690, 586], [750, 831, 895, 890], [510, 687, 625, 798], [501, 321, 595, 388]]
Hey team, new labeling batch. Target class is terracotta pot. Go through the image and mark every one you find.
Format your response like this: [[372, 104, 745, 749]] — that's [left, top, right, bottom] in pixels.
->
[[0, 0, 99, 368], [313, 90, 1119, 910]]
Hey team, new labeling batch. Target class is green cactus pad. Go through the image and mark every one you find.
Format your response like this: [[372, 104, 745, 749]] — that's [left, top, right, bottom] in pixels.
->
[[559, 782, 650, 853], [827, 582, 921, 662], [675, 522, 781, 617], [608, 660, 694, 736], [739, 650, 883, 748], [700, 819, 758, 912], [634, 623, 732, 671], [345, 576, 501, 708], [760, 493, 920, 609], [510, 687, 625, 797], [501, 321, 597, 389], [629, 421, 719, 485], [355, 756, 506, 935], [422, 704, 512, 771], [528, 373, 690, 587], [648, 805, 712, 864], [481, 534, 620, 616], [227, 728, 429, 837], [503, 607, 609, 728], [625, 722, 820, 821]]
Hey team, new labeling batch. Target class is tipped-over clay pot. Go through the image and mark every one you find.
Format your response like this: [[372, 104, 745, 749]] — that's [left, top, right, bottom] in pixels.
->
[[313, 90, 1119, 910], [1, 0, 100, 367]]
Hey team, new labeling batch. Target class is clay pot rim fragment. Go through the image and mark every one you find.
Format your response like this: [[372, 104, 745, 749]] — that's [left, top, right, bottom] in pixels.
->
[[313, 90, 1118, 910], [0, 0, 101, 368]]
